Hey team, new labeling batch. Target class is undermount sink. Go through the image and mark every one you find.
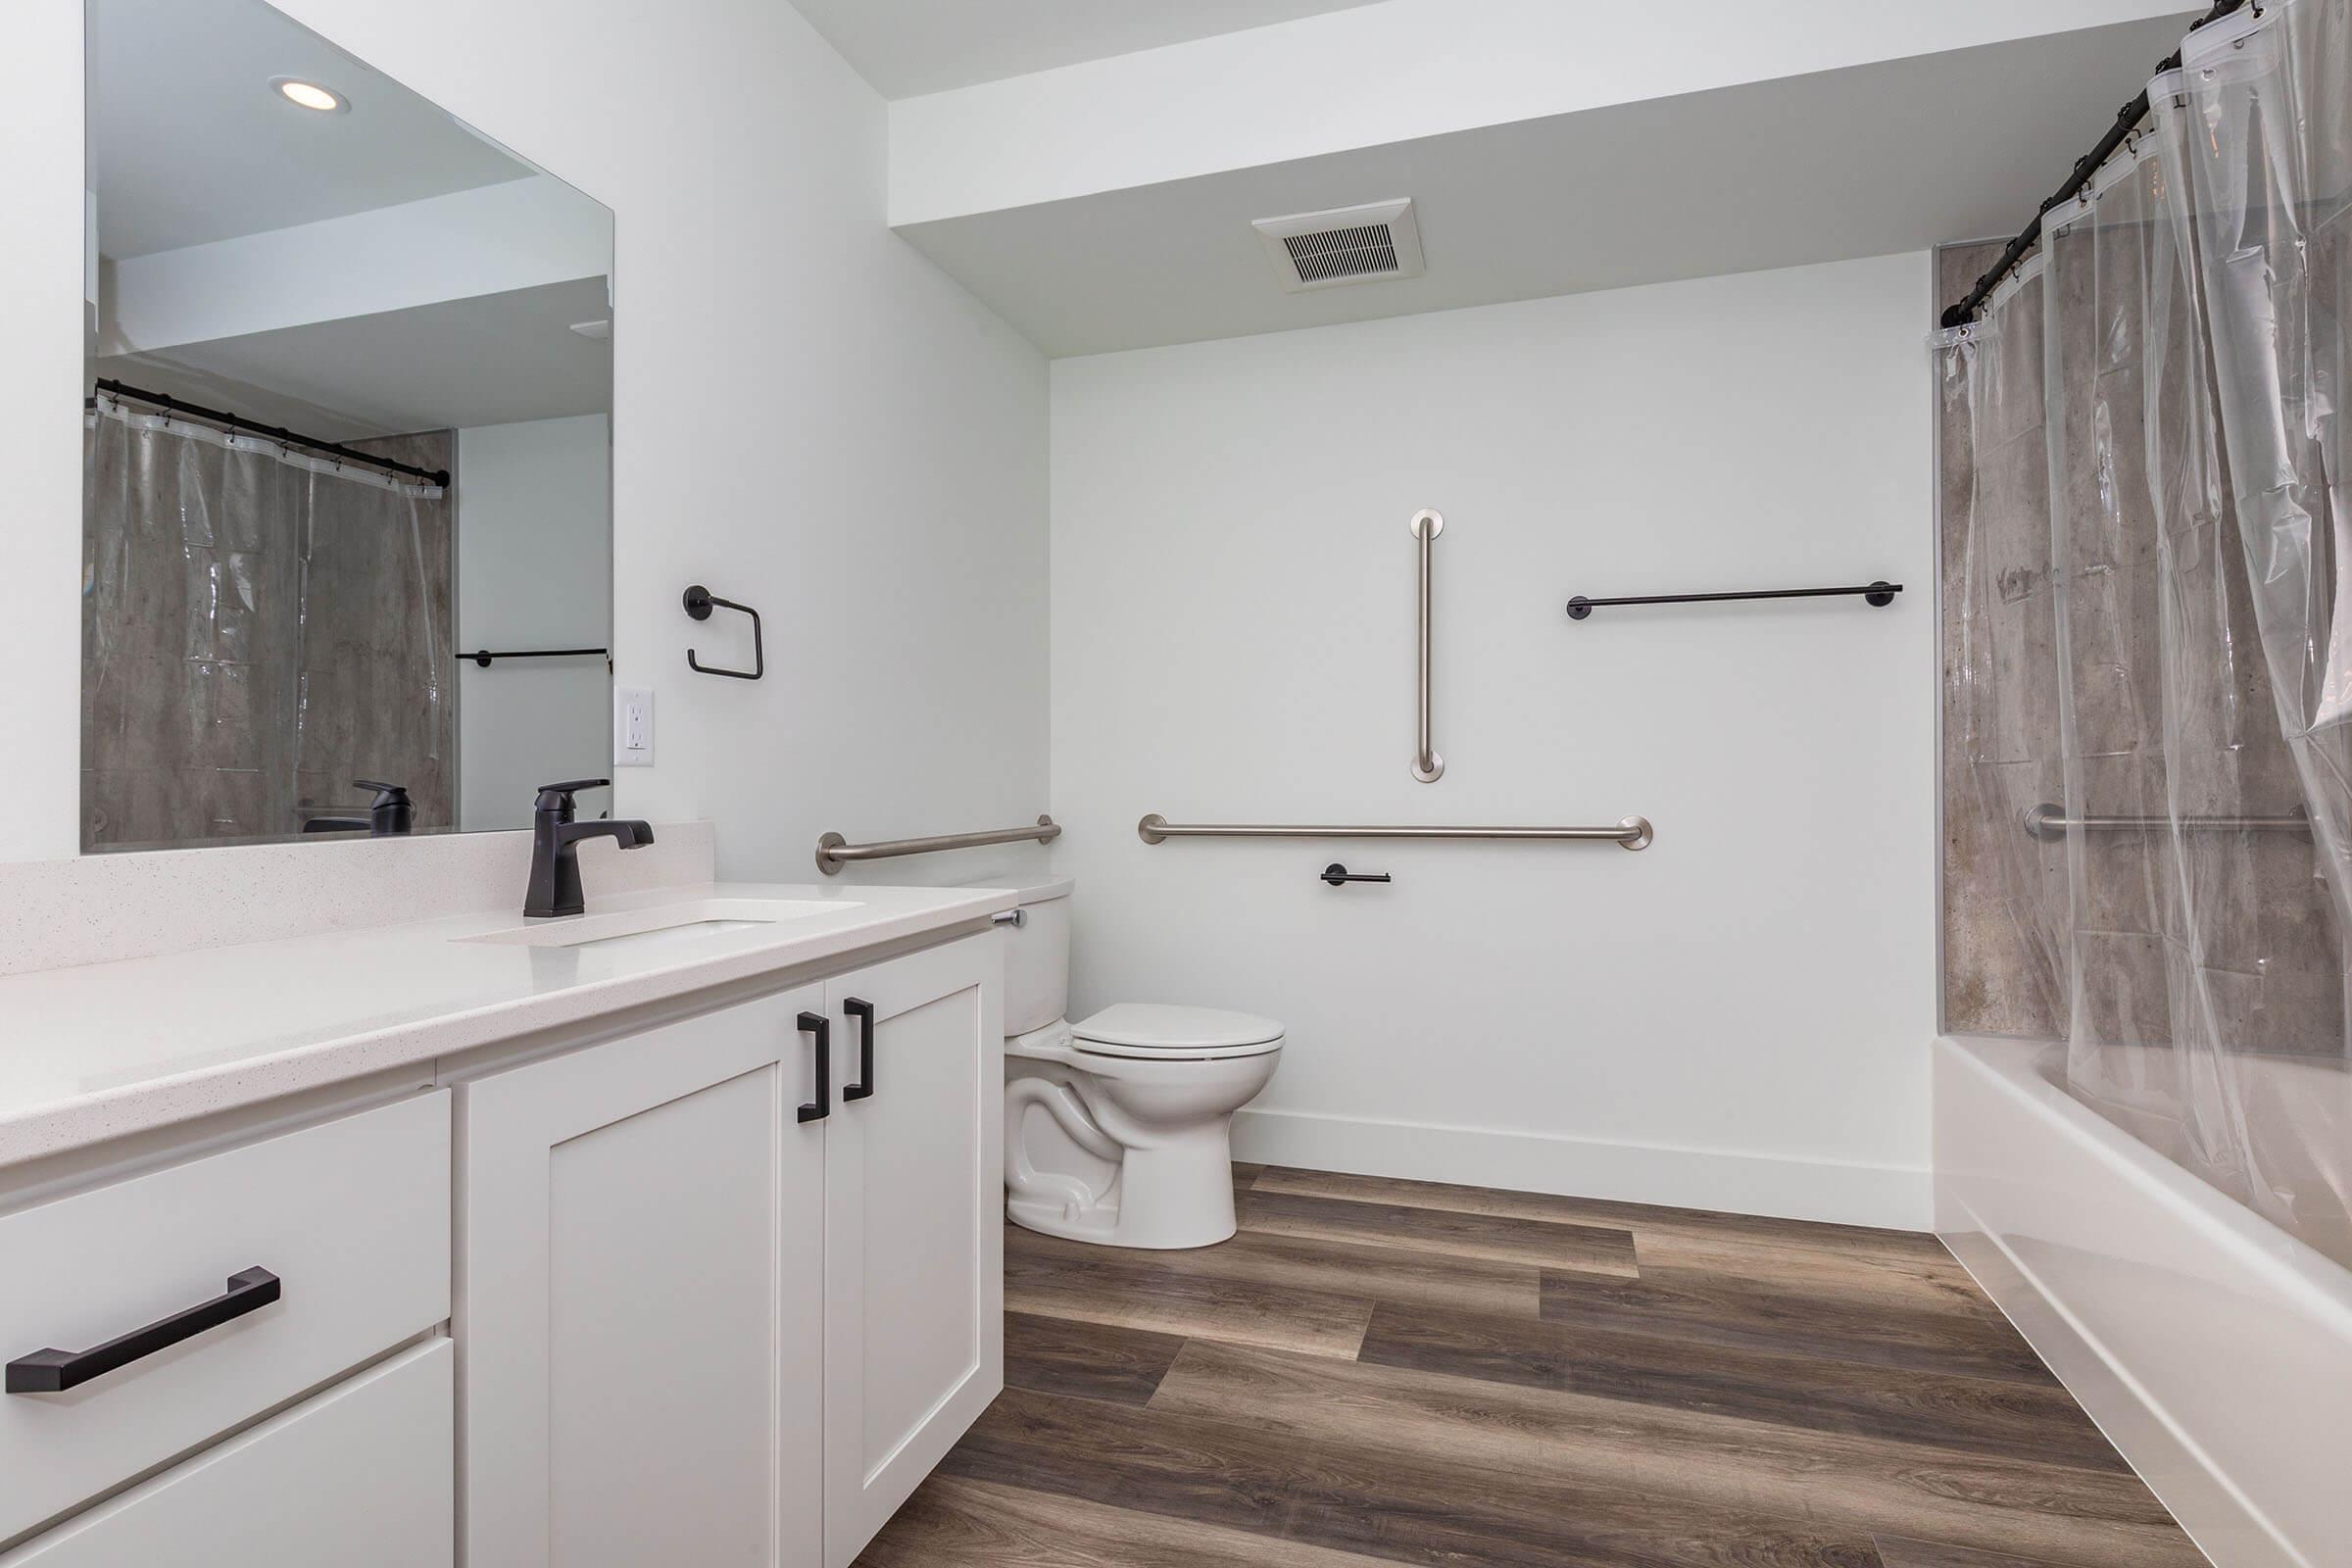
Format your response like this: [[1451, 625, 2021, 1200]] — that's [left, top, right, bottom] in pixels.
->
[[459, 898, 852, 952]]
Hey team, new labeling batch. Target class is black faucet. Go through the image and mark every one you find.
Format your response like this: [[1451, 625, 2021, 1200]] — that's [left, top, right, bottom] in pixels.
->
[[303, 780, 415, 837], [524, 779, 655, 918]]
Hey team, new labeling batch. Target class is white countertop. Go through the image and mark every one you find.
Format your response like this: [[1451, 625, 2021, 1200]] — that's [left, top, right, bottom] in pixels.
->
[[0, 880, 1013, 1170]]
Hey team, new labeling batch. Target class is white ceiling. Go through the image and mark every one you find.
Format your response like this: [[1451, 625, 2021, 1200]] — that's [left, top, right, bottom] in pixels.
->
[[787, 0, 1385, 99], [898, 14, 2198, 358], [89, 0, 536, 257]]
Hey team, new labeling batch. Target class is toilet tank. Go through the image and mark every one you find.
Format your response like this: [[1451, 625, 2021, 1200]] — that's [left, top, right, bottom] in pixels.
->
[[999, 874, 1072, 1035]]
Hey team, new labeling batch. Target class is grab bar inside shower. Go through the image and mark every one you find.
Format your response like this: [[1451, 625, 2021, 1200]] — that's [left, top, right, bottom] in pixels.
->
[[2022, 804, 2309, 841], [816, 815, 1061, 874], [1138, 814, 1653, 851]]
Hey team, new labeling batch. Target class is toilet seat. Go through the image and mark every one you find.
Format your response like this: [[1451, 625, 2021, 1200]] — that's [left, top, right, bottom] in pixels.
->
[[1069, 1004, 1285, 1061]]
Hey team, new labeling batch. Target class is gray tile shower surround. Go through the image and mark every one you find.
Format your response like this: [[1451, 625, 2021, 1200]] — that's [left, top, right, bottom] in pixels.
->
[[80, 424, 458, 850], [1936, 242, 2344, 1055]]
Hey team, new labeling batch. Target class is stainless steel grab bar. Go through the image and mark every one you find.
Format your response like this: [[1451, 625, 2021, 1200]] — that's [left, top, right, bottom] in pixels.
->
[[1139, 814, 1653, 851], [2022, 803, 2309, 842], [816, 815, 1061, 874], [1412, 509, 1444, 782]]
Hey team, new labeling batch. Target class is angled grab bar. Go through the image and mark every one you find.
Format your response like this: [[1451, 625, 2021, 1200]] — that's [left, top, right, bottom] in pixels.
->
[[1138, 814, 1652, 851]]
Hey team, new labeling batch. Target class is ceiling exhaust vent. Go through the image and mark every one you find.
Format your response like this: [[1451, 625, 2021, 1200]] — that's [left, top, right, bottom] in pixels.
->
[[1252, 199, 1425, 293]]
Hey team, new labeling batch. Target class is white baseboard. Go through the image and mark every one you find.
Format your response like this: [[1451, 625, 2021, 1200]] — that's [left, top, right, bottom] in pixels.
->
[[1230, 1107, 1934, 1231]]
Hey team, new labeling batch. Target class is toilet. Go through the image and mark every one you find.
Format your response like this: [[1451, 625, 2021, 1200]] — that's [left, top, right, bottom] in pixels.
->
[[999, 876, 1282, 1250]]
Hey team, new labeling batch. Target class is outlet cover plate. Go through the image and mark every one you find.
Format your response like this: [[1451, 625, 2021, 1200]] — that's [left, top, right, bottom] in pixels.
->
[[614, 686, 655, 766]]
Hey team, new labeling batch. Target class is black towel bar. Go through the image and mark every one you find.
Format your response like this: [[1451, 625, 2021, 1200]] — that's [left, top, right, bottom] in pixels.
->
[[1566, 581, 1900, 619], [469, 647, 610, 667]]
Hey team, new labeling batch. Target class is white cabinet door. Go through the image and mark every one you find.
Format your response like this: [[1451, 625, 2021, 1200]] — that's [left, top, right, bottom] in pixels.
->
[[0, 1339, 452, 1568], [459, 988, 828, 1568], [820, 935, 1003, 1567]]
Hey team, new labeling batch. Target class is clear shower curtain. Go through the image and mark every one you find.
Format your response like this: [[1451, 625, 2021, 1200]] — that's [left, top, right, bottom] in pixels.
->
[[1944, 0, 2352, 1266], [82, 395, 455, 848]]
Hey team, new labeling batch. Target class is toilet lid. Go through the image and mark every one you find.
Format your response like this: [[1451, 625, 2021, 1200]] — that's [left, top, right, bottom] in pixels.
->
[[1071, 1003, 1285, 1054]]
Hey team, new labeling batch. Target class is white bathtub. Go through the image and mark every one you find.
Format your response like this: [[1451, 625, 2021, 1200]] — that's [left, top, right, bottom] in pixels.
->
[[1936, 1037, 2352, 1568]]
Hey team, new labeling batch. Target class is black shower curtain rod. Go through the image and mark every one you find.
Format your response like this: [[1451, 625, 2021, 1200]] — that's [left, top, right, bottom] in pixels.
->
[[89, 378, 454, 489], [1939, 0, 2251, 329]]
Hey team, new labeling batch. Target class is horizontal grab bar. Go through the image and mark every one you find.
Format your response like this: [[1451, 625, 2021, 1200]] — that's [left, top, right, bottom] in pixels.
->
[[2023, 804, 2309, 842], [1138, 814, 1652, 851], [816, 815, 1060, 875]]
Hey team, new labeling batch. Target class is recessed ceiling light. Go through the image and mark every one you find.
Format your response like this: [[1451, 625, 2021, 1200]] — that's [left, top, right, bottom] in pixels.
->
[[270, 76, 350, 114]]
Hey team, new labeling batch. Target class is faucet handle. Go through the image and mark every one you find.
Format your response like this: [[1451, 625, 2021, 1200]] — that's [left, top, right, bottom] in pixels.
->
[[354, 780, 411, 804], [533, 779, 612, 816]]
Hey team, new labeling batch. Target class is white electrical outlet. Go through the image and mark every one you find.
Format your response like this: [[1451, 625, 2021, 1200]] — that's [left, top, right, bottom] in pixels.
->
[[614, 686, 655, 766]]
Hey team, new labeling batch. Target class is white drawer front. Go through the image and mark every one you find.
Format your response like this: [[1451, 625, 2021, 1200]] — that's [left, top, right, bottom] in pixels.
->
[[0, 1338, 452, 1567], [0, 1093, 450, 1543]]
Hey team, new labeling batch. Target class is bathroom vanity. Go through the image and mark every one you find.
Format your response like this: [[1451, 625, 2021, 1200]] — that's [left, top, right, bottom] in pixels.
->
[[0, 876, 1009, 1566]]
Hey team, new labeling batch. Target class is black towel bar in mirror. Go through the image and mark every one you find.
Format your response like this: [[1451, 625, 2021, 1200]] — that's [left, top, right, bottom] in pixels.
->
[[470, 647, 611, 668], [684, 584, 763, 679]]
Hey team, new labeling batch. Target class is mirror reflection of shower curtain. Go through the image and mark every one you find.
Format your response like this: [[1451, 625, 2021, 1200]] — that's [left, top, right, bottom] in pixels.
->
[[1942, 0, 2352, 1267], [81, 398, 455, 848]]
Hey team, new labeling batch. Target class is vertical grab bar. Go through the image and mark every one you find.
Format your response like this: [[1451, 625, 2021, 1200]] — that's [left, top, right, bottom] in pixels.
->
[[1412, 509, 1444, 782]]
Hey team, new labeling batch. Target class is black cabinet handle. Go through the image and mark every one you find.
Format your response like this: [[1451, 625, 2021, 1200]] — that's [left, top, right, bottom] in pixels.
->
[[843, 998, 876, 1102], [797, 1011, 831, 1123], [8, 1267, 280, 1394]]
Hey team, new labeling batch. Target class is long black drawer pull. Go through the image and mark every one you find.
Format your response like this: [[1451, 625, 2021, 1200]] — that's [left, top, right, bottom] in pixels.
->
[[797, 1011, 831, 1123], [843, 998, 877, 1102], [8, 1267, 281, 1394]]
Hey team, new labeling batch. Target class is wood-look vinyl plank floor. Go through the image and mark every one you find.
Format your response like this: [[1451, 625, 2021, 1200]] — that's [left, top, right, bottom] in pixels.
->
[[1870, 1539, 2075, 1568], [1248, 1167, 1949, 1265], [1149, 1340, 2199, 1568], [1238, 1187, 1640, 1277], [859, 1474, 1393, 1567], [1012, 1218, 1544, 1318], [1356, 1301, 2132, 1475], [935, 1383, 1890, 1568], [1251, 1166, 1998, 1319], [1540, 1263, 2057, 1386], [1004, 1309, 1187, 1407], [859, 1166, 2206, 1568], [1005, 1234, 1374, 1359]]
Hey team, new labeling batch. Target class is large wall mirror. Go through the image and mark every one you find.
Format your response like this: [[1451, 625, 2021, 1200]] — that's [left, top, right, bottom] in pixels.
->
[[82, 0, 614, 851]]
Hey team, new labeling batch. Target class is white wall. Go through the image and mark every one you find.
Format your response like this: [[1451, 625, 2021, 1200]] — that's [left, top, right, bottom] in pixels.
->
[[1049, 253, 1937, 1228], [1, 0, 88, 859], [457, 416, 612, 832], [3, 0, 1049, 876]]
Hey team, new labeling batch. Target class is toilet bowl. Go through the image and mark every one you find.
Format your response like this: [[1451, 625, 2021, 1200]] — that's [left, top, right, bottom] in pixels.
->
[[995, 877, 1282, 1250], [1006, 1007, 1282, 1250]]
